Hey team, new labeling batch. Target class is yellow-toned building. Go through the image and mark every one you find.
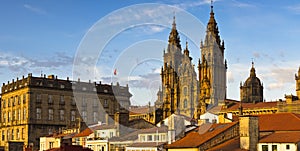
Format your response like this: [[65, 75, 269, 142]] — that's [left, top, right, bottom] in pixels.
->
[[129, 105, 155, 124], [218, 100, 278, 123], [0, 73, 131, 151]]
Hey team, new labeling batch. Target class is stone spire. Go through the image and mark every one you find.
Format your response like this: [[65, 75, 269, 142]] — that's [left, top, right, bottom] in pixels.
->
[[168, 16, 181, 51], [204, 1, 224, 54], [207, 2, 221, 45], [250, 61, 256, 77], [184, 40, 190, 56]]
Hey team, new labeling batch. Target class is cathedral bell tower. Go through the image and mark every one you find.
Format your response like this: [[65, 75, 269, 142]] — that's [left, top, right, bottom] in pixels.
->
[[198, 3, 227, 113], [160, 16, 182, 119]]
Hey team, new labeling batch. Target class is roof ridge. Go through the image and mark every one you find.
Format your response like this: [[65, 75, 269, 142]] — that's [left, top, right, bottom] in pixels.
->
[[290, 112, 300, 120]]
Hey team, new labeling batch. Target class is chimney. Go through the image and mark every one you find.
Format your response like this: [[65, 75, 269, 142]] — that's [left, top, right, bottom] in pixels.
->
[[114, 112, 120, 137], [168, 115, 176, 144], [105, 114, 109, 125], [239, 115, 259, 151]]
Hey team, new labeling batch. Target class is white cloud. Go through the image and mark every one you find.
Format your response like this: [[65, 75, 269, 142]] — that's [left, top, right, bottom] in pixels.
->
[[173, 0, 213, 10], [286, 4, 300, 14], [231, 0, 256, 8], [253, 51, 261, 59], [23, 4, 47, 15], [227, 71, 234, 83], [0, 51, 73, 74]]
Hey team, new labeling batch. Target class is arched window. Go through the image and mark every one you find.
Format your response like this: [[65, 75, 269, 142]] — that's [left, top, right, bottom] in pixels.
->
[[184, 99, 188, 108], [184, 87, 187, 96]]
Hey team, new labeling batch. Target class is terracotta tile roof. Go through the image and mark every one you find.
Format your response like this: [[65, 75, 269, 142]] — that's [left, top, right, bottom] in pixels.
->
[[90, 124, 117, 130], [73, 128, 93, 138], [109, 129, 140, 142], [207, 137, 247, 151], [129, 106, 153, 115], [257, 113, 300, 131], [138, 126, 168, 134], [222, 101, 277, 112], [127, 142, 166, 147], [166, 122, 238, 148], [259, 132, 300, 143]]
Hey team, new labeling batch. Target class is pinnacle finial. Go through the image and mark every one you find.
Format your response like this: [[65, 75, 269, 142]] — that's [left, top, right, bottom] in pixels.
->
[[210, 0, 214, 12], [172, 13, 176, 29], [186, 39, 188, 49], [250, 60, 256, 77]]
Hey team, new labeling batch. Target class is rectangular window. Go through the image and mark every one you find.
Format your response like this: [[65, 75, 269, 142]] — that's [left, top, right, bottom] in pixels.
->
[[49, 109, 54, 120], [82, 111, 87, 122], [48, 95, 53, 104], [23, 94, 26, 104], [286, 144, 290, 150], [49, 142, 54, 149], [154, 135, 159, 141], [18, 109, 21, 121], [272, 145, 277, 151], [2, 99, 6, 108], [140, 135, 145, 142], [3, 113, 6, 123], [23, 108, 26, 120], [93, 112, 98, 123], [36, 108, 41, 120], [36, 94, 41, 103], [59, 110, 65, 121], [104, 99, 108, 107], [147, 135, 153, 141], [110, 132, 113, 138], [60, 95, 65, 105], [7, 130, 10, 140], [8, 98, 10, 107], [12, 110, 16, 121], [2, 130, 4, 141], [16, 129, 20, 140], [82, 97, 87, 107], [8, 112, 11, 122], [71, 111, 76, 122], [71, 96, 76, 106], [161, 134, 166, 141], [18, 96, 21, 105], [22, 128, 25, 139], [11, 129, 14, 140], [13, 97, 16, 106]]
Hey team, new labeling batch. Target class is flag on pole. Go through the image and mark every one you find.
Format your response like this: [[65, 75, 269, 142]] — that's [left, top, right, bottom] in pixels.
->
[[114, 69, 117, 75]]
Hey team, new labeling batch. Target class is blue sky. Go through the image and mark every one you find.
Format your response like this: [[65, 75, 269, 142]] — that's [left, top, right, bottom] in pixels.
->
[[1, 0, 300, 105]]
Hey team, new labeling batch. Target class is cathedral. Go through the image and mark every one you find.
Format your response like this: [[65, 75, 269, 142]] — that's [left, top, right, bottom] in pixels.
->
[[155, 4, 227, 121]]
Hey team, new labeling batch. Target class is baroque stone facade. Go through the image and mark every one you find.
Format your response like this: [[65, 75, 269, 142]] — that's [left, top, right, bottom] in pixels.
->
[[155, 4, 227, 121], [0, 73, 131, 151], [240, 62, 264, 103]]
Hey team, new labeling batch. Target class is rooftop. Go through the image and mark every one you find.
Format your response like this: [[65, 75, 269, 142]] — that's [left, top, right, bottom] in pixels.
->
[[257, 113, 300, 132], [166, 122, 238, 148], [73, 128, 93, 138], [260, 131, 300, 143], [207, 137, 247, 151], [221, 101, 277, 112]]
